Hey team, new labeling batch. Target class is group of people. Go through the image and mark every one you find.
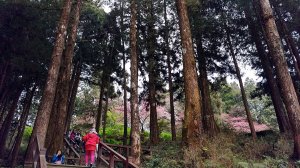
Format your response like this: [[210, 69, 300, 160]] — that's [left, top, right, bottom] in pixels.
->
[[68, 129, 83, 151], [52, 128, 100, 167]]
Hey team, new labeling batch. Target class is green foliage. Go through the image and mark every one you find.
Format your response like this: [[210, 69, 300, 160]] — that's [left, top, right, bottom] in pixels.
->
[[158, 119, 170, 133], [106, 111, 118, 127], [74, 85, 98, 116], [99, 124, 130, 145], [211, 92, 225, 114], [236, 162, 266, 168], [73, 123, 93, 132], [218, 82, 243, 112], [19, 126, 33, 154], [98, 111, 130, 144], [143, 141, 184, 168], [143, 130, 294, 168], [202, 132, 292, 167], [160, 132, 172, 141], [212, 79, 278, 129], [142, 131, 150, 144], [23, 126, 33, 142], [262, 157, 289, 168]]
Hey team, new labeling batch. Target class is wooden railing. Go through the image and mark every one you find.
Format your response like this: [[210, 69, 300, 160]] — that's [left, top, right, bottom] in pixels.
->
[[63, 137, 82, 165], [30, 136, 47, 168], [98, 142, 138, 168], [106, 144, 151, 156]]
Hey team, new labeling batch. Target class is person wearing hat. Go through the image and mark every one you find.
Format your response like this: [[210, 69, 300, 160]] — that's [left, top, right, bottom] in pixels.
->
[[82, 128, 100, 167]]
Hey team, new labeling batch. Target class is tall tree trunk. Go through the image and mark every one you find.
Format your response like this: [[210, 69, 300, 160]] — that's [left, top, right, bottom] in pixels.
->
[[257, 0, 300, 159], [25, 0, 72, 162], [65, 62, 82, 132], [44, 84, 60, 148], [225, 28, 257, 139], [275, 10, 300, 84], [176, 0, 203, 146], [196, 37, 219, 136], [47, 0, 82, 155], [149, 65, 159, 144], [0, 61, 9, 94], [130, 0, 141, 165], [244, 5, 290, 133], [0, 88, 22, 158], [0, 85, 10, 106], [123, 76, 128, 145], [147, 0, 159, 145], [164, 0, 176, 141], [277, 14, 300, 71], [102, 87, 109, 142], [0, 93, 10, 128], [0, 98, 9, 129], [96, 80, 105, 133], [9, 85, 36, 167], [120, 0, 128, 146]]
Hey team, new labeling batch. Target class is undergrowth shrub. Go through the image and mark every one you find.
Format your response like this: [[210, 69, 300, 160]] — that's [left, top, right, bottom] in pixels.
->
[[100, 124, 131, 144], [142, 141, 184, 168], [202, 131, 237, 167], [143, 129, 294, 168], [183, 144, 204, 168], [20, 126, 33, 154], [160, 132, 172, 141]]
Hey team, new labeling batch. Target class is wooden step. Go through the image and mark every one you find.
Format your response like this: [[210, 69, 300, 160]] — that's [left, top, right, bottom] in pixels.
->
[[47, 163, 89, 168]]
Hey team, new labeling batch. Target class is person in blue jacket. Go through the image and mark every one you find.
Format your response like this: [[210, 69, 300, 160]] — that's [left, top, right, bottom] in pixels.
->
[[51, 150, 65, 164]]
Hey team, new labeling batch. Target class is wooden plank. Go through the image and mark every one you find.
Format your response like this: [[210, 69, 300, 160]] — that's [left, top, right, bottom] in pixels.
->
[[47, 163, 89, 167]]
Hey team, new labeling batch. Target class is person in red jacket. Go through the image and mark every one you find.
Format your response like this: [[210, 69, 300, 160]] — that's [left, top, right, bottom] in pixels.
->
[[82, 128, 100, 167]]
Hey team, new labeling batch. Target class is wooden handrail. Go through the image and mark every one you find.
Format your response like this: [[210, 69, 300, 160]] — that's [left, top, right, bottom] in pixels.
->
[[63, 137, 82, 165], [106, 144, 151, 155], [98, 142, 138, 168], [31, 136, 47, 168], [63, 137, 81, 158]]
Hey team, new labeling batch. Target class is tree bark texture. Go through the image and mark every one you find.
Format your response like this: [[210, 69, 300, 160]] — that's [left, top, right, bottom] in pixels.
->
[[0, 98, 9, 129], [0, 61, 10, 95], [275, 12, 300, 84], [147, 0, 159, 145], [47, 0, 82, 155], [96, 39, 114, 133], [120, 0, 128, 146], [257, 0, 300, 159], [244, 6, 291, 133], [164, 0, 176, 141], [225, 28, 257, 139], [0, 95, 10, 129], [25, 0, 72, 162], [130, 0, 141, 165], [277, 15, 300, 71], [96, 78, 105, 133], [196, 38, 219, 136], [9, 85, 36, 167], [0, 88, 22, 158], [102, 87, 109, 142], [176, 0, 203, 145], [0, 83, 10, 106], [65, 62, 82, 132], [44, 87, 59, 148]]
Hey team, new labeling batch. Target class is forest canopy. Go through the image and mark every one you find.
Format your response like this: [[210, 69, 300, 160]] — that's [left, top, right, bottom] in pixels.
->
[[0, 0, 300, 167]]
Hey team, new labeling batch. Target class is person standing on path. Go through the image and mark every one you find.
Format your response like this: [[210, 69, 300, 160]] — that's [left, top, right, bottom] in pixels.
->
[[82, 128, 100, 167]]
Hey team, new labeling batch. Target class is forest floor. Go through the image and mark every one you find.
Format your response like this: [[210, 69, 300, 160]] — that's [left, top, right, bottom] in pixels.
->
[[142, 129, 297, 168]]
